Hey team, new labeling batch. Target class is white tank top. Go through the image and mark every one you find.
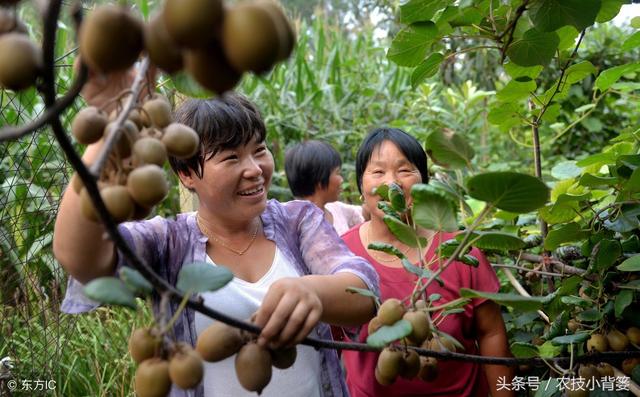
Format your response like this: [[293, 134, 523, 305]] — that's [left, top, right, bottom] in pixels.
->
[[194, 247, 322, 397]]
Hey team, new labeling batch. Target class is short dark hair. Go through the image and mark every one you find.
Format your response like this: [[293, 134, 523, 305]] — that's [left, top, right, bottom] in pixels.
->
[[284, 140, 342, 197], [169, 93, 266, 179], [355, 127, 429, 194]]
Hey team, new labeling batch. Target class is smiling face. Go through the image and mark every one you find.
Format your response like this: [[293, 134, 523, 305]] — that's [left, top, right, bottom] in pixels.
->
[[361, 140, 423, 221], [180, 135, 274, 224]]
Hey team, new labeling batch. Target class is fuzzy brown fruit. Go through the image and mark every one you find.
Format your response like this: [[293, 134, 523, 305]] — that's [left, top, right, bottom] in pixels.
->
[[169, 343, 204, 389], [0, 9, 28, 35], [377, 298, 406, 326], [142, 97, 173, 128], [162, 123, 200, 159], [72, 107, 108, 145], [134, 358, 172, 397], [622, 357, 640, 375], [376, 348, 403, 384], [163, 0, 223, 48], [184, 43, 241, 95], [144, 14, 183, 75], [367, 316, 383, 336], [79, 5, 143, 74], [0, 33, 41, 91], [374, 367, 393, 386], [80, 185, 135, 223], [627, 326, 640, 345], [270, 346, 297, 369], [256, 1, 295, 62], [596, 362, 614, 377], [196, 321, 244, 362], [586, 333, 608, 353], [399, 350, 420, 380], [578, 364, 599, 381], [128, 328, 162, 364], [567, 319, 580, 333], [133, 137, 168, 166], [223, 3, 281, 73], [127, 164, 169, 208], [104, 120, 139, 158], [606, 329, 629, 351], [235, 342, 272, 393], [417, 356, 438, 382], [403, 311, 431, 345]]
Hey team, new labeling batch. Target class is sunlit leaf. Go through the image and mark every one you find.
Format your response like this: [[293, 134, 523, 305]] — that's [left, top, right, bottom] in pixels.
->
[[466, 172, 549, 213], [83, 277, 137, 309], [388, 22, 438, 67], [506, 28, 559, 67], [176, 262, 234, 293]]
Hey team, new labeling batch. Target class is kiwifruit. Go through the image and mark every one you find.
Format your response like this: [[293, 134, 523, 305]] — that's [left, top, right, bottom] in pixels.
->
[[169, 343, 204, 389], [127, 164, 169, 208], [426, 336, 457, 352], [270, 346, 297, 369], [622, 357, 640, 375], [142, 97, 172, 128], [596, 362, 614, 377], [377, 298, 406, 326], [606, 329, 629, 351], [162, 0, 222, 48], [586, 333, 608, 353], [109, 108, 147, 129], [133, 137, 168, 166], [132, 203, 153, 220], [0, 33, 41, 91], [627, 326, 640, 345], [144, 13, 183, 74], [374, 367, 393, 386], [184, 42, 241, 94], [128, 327, 162, 364], [531, 336, 544, 346], [195, 321, 244, 362], [376, 347, 403, 382], [255, 1, 295, 62], [70, 172, 86, 194], [578, 364, 599, 380], [222, 2, 281, 73], [134, 358, 172, 397], [162, 123, 200, 159], [104, 119, 139, 158], [0, 9, 28, 35], [399, 350, 420, 380], [81, 185, 135, 223], [235, 342, 272, 393], [417, 356, 438, 382], [367, 316, 383, 336], [72, 107, 108, 145], [403, 311, 431, 345], [567, 319, 580, 333], [79, 5, 143, 74], [414, 299, 427, 310]]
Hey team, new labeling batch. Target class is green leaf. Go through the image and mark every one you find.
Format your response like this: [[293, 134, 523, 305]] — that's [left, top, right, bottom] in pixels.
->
[[466, 172, 550, 213], [564, 61, 597, 85], [632, 16, 640, 29], [387, 22, 439, 67], [594, 63, 640, 92], [496, 79, 537, 102], [544, 223, 589, 251], [119, 267, 152, 295], [596, 0, 627, 23], [535, 378, 561, 396], [556, 26, 580, 51], [402, 258, 424, 277], [615, 290, 633, 318], [529, 0, 601, 32], [459, 288, 547, 311], [538, 342, 563, 358], [590, 239, 622, 272], [465, 231, 526, 251], [429, 293, 441, 302], [369, 242, 407, 259], [622, 31, 640, 51], [551, 332, 590, 345], [578, 173, 617, 188], [388, 183, 406, 212], [83, 277, 137, 309], [373, 184, 390, 199], [460, 254, 479, 267], [176, 262, 234, 293], [400, 0, 451, 24], [366, 319, 413, 347], [378, 202, 402, 220], [411, 53, 444, 88], [383, 216, 426, 247], [504, 63, 544, 79], [618, 255, 640, 271], [510, 342, 538, 358], [577, 308, 603, 322], [346, 287, 378, 300], [506, 28, 560, 67], [539, 204, 576, 224], [619, 280, 640, 291], [425, 129, 474, 169], [411, 185, 459, 232], [551, 161, 582, 180], [604, 204, 640, 233], [171, 72, 212, 98]]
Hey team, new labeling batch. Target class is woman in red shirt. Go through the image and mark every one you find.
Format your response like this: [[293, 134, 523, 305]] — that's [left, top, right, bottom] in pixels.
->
[[340, 128, 515, 397]]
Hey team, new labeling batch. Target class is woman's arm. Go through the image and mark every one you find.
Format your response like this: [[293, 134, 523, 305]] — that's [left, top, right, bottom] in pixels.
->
[[475, 300, 516, 397]]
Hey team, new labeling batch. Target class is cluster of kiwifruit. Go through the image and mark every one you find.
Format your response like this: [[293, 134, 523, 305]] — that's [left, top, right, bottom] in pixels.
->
[[0, 3, 42, 91], [369, 298, 457, 385], [129, 327, 204, 397], [79, 0, 294, 94], [70, 94, 199, 223], [584, 326, 640, 376], [195, 319, 297, 394]]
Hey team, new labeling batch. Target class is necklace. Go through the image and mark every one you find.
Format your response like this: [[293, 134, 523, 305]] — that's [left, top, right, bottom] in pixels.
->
[[196, 214, 259, 256], [365, 222, 412, 263]]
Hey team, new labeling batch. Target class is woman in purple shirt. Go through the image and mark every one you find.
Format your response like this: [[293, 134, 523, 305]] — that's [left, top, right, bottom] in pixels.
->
[[54, 91, 379, 397]]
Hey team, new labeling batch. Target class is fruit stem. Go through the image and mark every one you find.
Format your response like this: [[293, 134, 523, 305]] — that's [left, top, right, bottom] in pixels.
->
[[161, 289, 192, 335]]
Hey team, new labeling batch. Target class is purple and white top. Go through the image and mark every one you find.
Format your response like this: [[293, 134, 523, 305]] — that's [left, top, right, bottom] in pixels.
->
[[61, 199, 380, 397]]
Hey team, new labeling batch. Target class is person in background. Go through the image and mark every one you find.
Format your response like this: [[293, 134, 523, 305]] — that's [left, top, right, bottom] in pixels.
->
[[285, 140, 365, 236], [339, 127, 515, 397]]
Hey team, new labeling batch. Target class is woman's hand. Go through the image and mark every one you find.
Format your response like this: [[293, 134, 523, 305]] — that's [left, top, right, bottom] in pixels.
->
[[253, 277, 323, 349]]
